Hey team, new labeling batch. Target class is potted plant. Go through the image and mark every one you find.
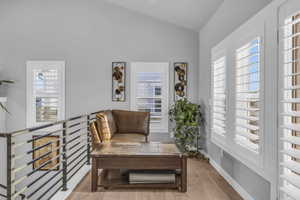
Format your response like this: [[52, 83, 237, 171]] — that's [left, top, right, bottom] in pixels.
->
[[0, 80, 14, 113], [169, 98, 204, 157]]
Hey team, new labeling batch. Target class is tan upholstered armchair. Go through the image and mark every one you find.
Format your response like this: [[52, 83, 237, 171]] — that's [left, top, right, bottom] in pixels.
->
[[90, 110, 150, 148]]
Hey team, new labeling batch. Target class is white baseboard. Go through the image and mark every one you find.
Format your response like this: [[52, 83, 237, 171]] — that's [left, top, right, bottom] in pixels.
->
[[51, 165, 91, 200], [198, 149, 209, 158], [209, 159, 254, 200]]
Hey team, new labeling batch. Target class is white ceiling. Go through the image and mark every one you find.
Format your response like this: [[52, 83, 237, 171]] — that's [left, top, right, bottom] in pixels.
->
[[104, 0, 224, 31]]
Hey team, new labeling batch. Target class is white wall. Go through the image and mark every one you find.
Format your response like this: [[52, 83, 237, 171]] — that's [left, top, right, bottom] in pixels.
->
[[0, 0, 199, 132], [0, 99, 6, 199], [0, 98, 6, 132], [198, 0, 274, 200]]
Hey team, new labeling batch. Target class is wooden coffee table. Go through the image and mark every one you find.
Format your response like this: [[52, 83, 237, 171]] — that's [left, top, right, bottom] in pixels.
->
[[91, 142, 187, 192]]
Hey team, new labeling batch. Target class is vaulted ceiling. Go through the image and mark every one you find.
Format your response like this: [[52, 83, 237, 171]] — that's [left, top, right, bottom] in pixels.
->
[[104, 0, 224, 31]]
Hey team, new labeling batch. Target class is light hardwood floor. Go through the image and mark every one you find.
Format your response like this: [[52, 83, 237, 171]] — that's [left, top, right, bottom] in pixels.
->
[[67, 158, 243, 200]]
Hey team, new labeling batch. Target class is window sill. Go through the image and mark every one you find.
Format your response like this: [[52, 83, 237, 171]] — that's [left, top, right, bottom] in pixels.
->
[[210, 135, 272, 182]]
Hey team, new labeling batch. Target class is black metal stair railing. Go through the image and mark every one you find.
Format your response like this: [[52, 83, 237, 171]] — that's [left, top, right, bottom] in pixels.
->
[[0, 184, 8, 199], [0, 110, 101, 200]]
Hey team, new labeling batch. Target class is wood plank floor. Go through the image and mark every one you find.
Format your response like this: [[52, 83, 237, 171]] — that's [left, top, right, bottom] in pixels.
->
[[67, 158, 243, 200]]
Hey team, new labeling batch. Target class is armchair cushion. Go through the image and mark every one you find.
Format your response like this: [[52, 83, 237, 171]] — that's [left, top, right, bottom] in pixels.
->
[[90, 122, 102, 149], [110, 133, 146, 143], [112, 110, 150, 135], [96, 110, 117, 141]]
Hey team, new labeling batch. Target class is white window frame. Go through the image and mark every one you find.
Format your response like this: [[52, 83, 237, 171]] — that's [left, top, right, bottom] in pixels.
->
[[278, 1, 300, 199], [210, 21, 267, 179], [233, 35, 265, 167], [26, 61, 66, 128], [130, 62, 169, 133], [228, 31, 266, 174], [210, 49, 227, 147]]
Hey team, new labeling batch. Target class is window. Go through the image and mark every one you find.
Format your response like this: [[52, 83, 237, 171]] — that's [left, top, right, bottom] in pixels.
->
[[211, 56, 226, 138], [280, 12, 300, 200], [26, 61, 65, 128], [235, 38, 261, 153], [130, 62, 169, 133], [136, 72, 162, 122]]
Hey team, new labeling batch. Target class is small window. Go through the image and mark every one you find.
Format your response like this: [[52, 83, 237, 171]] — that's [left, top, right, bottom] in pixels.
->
[[26, 61, 65, 128], [235, 38, 261, 153], [136, 72, 163, 122], [211, 56, 226, 137], [130, 62, 169, 133]]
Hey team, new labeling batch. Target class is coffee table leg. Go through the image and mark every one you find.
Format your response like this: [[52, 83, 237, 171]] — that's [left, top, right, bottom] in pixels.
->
[[91, 157, 98, 192], [181, 156, 187, 192]]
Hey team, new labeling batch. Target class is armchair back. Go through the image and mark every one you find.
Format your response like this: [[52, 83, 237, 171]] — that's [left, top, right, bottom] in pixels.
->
[[94, 110, 150, 143]]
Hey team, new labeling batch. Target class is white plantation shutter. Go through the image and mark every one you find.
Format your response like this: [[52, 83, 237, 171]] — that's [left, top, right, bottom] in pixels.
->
[[235, 38, 261, 152], [27, 61, 65, 128], [34, 69, 60, 122], [211, 56, 226, 137], [130, 62, 169, 133], [280, 11, 300, 200], [136, 72, 162, 122]]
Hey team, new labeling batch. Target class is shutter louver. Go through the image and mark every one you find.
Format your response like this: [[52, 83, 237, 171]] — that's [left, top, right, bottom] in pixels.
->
[[235, 38, 261, 152], [136, 72, 162, 122], [33, 69, 60, 123], [212, 56, 226, 136], [280, 12, 300, 200]]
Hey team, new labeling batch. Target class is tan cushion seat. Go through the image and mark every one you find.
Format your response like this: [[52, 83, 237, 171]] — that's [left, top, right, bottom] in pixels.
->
[[110, 133, 146, 143]]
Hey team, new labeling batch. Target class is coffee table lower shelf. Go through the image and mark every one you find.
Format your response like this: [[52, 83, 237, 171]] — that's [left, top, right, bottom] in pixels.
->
[[91, 143, 187, 193], [98, 169, 181, 190]]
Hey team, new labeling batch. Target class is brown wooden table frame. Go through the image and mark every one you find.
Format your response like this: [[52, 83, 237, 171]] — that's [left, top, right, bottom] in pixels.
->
[[91, 154, 187, 192]]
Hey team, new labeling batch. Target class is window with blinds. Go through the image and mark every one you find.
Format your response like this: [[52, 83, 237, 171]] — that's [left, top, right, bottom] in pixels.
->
[[136, 72, 162, 122], [34, 69, 60, 122], [211, 56, 226, 137], [280, 12, 300, 200], [235, 38, 261, 152], [130, 62, 169, 133], [27, 61, 65, 127]]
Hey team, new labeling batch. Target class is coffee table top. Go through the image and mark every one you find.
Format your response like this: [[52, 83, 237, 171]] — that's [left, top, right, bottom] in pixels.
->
[[91, 142, 182, 157]]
